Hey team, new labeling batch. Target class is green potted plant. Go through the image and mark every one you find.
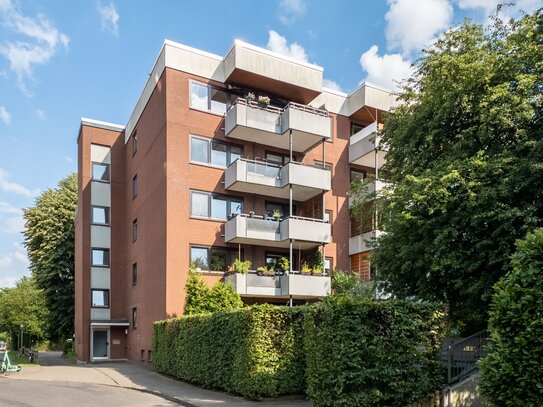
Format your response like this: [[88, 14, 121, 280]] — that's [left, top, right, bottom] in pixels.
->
[[245, 92, 256, 102], [279, 257, 289, 273], [273, 208, 282, 220], [233, 258, 251, 274], [301, 262, 311, 275], [257, 95, 270, 107], [249, 210, 255, 218]]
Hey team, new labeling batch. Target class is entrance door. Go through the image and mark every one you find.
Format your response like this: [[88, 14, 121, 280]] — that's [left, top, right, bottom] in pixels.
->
[[92, 329, 109, 360]]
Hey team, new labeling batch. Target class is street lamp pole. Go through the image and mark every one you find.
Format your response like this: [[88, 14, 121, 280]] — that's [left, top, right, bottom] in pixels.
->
[[20, 324, 24, 350]]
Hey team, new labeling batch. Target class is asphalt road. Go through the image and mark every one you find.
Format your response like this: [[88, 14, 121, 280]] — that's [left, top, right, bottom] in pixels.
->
[[0, 378, 177, 406]]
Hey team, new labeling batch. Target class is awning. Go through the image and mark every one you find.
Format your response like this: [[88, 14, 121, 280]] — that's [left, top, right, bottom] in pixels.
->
[[90, 319, 130, 327]]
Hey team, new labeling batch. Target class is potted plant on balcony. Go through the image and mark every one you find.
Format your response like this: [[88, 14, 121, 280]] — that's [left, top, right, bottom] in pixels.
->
[[245, 92, 256, 103], [256, 266, 275, 276], [249, 210, 255, 218], [301, 262, 312, 275], [273, 209, 282, 221], [279, 257, 290, 274], [310, 250, 324, 275], [257, 95, 270, 107], [233, 258, 251, 274]]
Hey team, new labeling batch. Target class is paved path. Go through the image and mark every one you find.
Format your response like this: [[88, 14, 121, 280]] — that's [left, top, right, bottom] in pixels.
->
[[1, 352, 312, 407], [0, 379, 177, 406]]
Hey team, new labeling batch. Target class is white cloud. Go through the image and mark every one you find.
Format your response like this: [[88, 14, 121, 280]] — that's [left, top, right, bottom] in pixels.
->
[[267, 30, 308, 63], [323, 79, 344, 93], [0, 168, 39, 197], [0, 276, 18, 288], [36, 108, 45, 119], [0, 0, 69, 95], [0, 105, 10, 124], [0, 201, 20, 214], [278, 0, 306, 25], [385, 0, 453, 55], [97, 2, 120, 36], [4, 215, 24, 234], [359, 45, 414, 91]]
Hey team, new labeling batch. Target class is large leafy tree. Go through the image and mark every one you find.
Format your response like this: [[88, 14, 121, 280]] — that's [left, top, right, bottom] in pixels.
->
[[23, 174, 77, 339], [0, 277, 49, 340], [351, 9, 543, 332]]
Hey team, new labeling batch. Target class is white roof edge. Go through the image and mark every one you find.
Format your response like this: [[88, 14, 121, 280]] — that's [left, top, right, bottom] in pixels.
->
[[81, 117, 125, 132], [232, 39, 324, 72], [164, 39, 223, 61], [322, 87, 348, 97], [348, 81, 394, 97]]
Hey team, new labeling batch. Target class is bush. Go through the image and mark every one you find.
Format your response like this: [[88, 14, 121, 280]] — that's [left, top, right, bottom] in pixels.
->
[[480, 228, 543, 406], [183, 270, 243, 315], [153, 305, 306, 399], [304, 296, 445, 407], [331, 269, 374, 297]]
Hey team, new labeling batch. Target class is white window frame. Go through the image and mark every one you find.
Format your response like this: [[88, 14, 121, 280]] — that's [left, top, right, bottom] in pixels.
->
[[189, 135, 242, 168]]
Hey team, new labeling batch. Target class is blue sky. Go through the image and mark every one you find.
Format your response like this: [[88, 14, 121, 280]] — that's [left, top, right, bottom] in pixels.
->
[[0, 0, 539, 287]]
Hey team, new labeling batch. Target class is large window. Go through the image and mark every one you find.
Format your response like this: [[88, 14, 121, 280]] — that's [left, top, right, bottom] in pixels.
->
[[190, 81, 230, 115], [190, 136, 242, 167], [190, 246, 240, 272], [91, 289, 109, 308], [265, 202, 293, 219], [91, 248, 110, 267], [92, 162, 110, 182], [191, 191, 242, 220], [91, 206, 110, 225], [265, 151, 293, 166]]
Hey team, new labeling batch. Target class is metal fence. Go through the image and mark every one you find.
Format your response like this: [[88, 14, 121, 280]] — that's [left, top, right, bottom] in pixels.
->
[[443, 331, 488, 385]]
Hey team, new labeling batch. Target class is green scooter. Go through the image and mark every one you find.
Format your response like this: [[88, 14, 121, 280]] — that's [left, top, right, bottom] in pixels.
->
[[0, 346, 21, 373]]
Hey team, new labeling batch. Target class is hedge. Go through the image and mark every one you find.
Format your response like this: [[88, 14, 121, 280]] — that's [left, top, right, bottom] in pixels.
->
[[153, 298, 445, 404], [304, 296, 445, 407], [152, 304, 306, 399]]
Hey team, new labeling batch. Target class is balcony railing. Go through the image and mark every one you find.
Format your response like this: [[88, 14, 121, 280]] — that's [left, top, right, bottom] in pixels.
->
[[349, 230, 384, 255], [224, 98, 331, 152], [349, 122, 386, 168], [225, 158, 331, 201], [225, 213, 331, 249], [225, 271, 331, 299]]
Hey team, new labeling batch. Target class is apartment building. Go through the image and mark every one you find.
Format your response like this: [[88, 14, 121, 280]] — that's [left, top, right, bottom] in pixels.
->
[[74, 39, 394, 362]]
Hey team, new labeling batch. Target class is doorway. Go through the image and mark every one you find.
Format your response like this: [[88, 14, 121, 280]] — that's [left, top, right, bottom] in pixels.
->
[[92, 329, 109, 360]]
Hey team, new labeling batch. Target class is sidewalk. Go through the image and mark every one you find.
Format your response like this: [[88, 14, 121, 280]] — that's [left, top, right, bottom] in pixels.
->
[[2, 352, 312, 407]]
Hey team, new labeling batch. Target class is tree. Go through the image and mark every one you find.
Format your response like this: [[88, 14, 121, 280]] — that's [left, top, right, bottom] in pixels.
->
[[23, 174, 77, 339], [184, 270, 243, 315], [0, 277, 48, 342], [331, 269, 374, 298], [479, 228, 543, 406], [351, 9, 543, 332]]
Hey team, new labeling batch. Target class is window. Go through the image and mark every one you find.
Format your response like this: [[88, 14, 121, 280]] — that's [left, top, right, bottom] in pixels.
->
[[325, 210, 333, 234], [265, 202, 292, 219], [190, 191, 243, 220], [132, 263, 137, 286], [351, 123, 365, 136], [132, 175, 138, 199], [132, 132, 138, 156], [132, 219, 138, 242], [350, 170, 365, 182], [324, 257, 333, 275], [190, 136, 242, 167], [314, 160, 333, 171], [91, 289, 109, 308], [132, 307, 137, 329], [92, 248, 110, 267], [92, 162, 110, 182], [266, 252, 298, 272], [190, 81, 230, 114], [91, 206, 110, 225], [190, 246, 240, 272], [265, 152, 293, 166], [148, 350, 152, 362]]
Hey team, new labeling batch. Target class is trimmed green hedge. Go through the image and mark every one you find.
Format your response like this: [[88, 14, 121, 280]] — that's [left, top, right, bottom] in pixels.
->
[[304, 296, 445, 407], [152, 304, 306, 399], [153, 298, 445, 404]]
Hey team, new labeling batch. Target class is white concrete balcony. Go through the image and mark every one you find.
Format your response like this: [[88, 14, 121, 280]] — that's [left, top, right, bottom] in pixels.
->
[[225, 99, 331, 153], [349, 230, 385, 255], [348, 179, 388, 207], [225, 214, 331, 250], [225, 272, 331, 299], [223, 40, 323, 104], [225, 159, 331, 201], [349, 122, 386, 168]]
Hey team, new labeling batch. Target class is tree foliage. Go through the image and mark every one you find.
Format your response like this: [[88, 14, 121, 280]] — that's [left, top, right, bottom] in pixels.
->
[[0, 277, 48, 339], [184, 270, 243, 315], [23, 173, 77, 338], [331, 269, 374, 298], [479, 228, 543, 406], [351, 9, 543, 332]]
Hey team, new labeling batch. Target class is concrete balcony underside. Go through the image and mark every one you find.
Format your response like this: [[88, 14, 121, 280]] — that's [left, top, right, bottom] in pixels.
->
[[225, 101, 331, 153], [225, 215, 331, 250], [225, 272, 331, 299], [349, 230, 385, 255], [225, 159, 331, 201], [349, 122, 386, 168]]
